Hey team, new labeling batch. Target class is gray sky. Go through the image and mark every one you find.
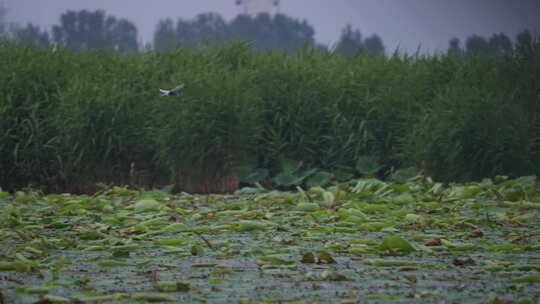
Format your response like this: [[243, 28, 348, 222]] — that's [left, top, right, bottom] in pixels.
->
[[3, 0, 540, 53]]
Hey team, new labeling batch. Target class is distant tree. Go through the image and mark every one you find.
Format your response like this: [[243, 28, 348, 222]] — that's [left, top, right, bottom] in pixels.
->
[[226, 14, 256, 45], [335, 24, 363, 55], [0, 4, 49, 46], [0, 2, 7, 38], [154, 13, 229, 50], [153, 19, 178, 50], [228, 13, 315, 52], [271, 14, 315, 51], [363, 34, 385, 55], [335, 25, 385, 56], [107, 18, 138, 52], [465, 34, 490, 55], [154, 12, 316, 53], [488, 32, 513, 56], [450, 30, 539, 58], [10, 23, 50, 46], [52, 9, 138, 52], [447, 37, 463, 56], [515, 29, 536, 57], [190, 13, 229, 44]]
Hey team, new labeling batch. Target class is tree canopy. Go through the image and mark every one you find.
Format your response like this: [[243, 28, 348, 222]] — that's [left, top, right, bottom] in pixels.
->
[[447, 30, 539, 58], [9, 23, 50, 46], [1, 8, 389, 56], [0, 3, 6, 37], [153, 12, 316, 53], [52, 10, 138, 52], [334, 24, 385, 55], [154, 13, 229, 50]]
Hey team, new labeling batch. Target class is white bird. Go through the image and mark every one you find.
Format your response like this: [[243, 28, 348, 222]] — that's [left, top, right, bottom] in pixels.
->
[[159, 84, 185, 96]]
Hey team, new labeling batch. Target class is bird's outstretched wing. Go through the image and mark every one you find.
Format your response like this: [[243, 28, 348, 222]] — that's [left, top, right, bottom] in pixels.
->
[[170, 83, 185, 93], [159, 89, 169, 95]]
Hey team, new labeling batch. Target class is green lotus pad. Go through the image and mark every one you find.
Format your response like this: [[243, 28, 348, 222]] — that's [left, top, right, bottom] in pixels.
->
[[1, 177, 540, 303]]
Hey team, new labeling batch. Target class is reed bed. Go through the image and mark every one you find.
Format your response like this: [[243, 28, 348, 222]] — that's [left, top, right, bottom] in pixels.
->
[[1, 41, 539, 192]]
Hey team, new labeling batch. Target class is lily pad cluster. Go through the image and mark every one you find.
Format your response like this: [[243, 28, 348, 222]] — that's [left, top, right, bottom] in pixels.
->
[[1, 176, 539, 303]]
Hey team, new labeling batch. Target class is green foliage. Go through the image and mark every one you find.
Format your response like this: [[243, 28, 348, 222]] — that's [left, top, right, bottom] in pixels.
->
[[401, 55, 540, 180], [391, 167, 418, 184], [306, 171, 332, 188], [239, 168, 269, 184], [154, 13, 230, 51], [9, 23, 50, 47], [1, 41, 540, 192], [152, 43, 261, 179], [356, 156, 381, 177], [2, 177, 540, 302], [335, 24, 385, 55], [378, 235, 416, 255], [447, 30, 540, 58], [270, 159, 310, 187], [0, 43, 69, 189], [154, 12, 316, 53], [52, 9, 138, 52]]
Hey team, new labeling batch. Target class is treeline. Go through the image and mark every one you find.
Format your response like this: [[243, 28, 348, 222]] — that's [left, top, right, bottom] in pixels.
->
[[0, 10, 139, 52], [1, 41, 539, 193], [154, 12, 316, 53], [448, 30, 539, 58], [0, 9, 385, 55], [3, 8, 539, 57]]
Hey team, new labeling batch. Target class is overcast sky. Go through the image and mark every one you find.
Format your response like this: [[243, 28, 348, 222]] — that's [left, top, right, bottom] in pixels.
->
[[3, 0, 540, 53]]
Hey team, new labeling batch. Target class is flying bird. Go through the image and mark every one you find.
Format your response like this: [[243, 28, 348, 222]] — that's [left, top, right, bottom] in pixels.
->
[[159, 84, 185, 96]]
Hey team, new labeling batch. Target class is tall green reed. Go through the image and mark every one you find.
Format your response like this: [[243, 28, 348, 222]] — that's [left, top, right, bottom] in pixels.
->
[[1, 40, 539, 192], [152, 42, 261, 182], [0, 42, 70, 189]]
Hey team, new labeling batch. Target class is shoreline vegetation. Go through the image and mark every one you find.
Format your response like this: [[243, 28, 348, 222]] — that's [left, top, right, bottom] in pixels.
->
[[1, 41, 539, 193]]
